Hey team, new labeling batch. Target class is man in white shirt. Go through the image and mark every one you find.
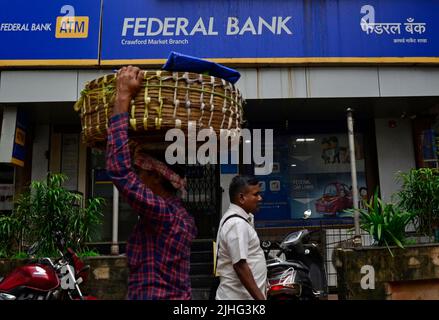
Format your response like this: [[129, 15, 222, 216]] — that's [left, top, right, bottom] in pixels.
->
[[215, 175, 267, 300]]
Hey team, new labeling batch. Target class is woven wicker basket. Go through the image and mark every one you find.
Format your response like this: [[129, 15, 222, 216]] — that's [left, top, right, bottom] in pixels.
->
[[74, 70, 245, 149]]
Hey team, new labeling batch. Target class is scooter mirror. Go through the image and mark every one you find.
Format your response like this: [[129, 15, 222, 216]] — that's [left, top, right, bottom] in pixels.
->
[[303, 209, 312, 219], [261, 241, 271, 248]]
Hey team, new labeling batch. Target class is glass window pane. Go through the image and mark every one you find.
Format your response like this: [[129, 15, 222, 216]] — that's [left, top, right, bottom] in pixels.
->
[[255, 132, 367, 227]]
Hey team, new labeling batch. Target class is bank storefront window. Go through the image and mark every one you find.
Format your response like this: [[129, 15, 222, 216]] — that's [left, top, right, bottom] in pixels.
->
[[0, 164, 15, 215], [89, 149, 137, 242], [254, 133, 366, 228]]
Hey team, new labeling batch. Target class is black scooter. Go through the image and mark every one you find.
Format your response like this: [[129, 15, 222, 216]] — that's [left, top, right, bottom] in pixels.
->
[[262, 219, 328, 300]]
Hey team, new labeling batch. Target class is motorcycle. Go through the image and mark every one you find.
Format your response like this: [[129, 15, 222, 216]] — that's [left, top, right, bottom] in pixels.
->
[[0, 232, 95, 300], [262, 214, 328, 300]]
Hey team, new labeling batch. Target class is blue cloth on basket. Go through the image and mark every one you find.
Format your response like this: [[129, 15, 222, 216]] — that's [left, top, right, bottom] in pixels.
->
[[162, 51, 241, 84]]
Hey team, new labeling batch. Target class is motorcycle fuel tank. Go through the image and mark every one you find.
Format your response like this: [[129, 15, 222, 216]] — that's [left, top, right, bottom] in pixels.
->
[[0, 264, 60, 292]]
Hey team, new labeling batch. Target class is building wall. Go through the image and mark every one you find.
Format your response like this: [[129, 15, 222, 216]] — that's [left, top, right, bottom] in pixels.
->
[[31, 125, 50, 182], [1, 67, 439, 103], [0, 107, 17, 163], [375, 118, 416, 202], [335, 243, 439, 300], [1, 66, 438, 214]]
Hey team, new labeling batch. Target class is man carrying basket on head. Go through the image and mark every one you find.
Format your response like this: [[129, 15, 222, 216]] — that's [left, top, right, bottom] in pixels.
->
[[106, 66, 197, 300]]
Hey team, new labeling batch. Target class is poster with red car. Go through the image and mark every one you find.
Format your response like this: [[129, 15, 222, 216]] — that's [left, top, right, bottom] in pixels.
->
[[254, 133, 368, 227], [288, 133, 367, 221]]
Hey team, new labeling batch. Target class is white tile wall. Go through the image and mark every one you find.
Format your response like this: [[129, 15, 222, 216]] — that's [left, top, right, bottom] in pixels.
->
[[2, 67, 439, 103]]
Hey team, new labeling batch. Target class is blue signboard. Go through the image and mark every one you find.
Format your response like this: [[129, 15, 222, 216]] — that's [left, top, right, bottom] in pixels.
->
[[1, 0, 438, 67], [0, 1, 101, 66], [11, 109, 28, 167], [256, 136, 291, 221], [101, 0, 439, 65]]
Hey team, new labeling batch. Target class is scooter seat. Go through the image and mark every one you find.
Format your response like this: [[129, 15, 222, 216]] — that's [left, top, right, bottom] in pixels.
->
[[280, 230, 309, 247], [267, 260, 309, 273]]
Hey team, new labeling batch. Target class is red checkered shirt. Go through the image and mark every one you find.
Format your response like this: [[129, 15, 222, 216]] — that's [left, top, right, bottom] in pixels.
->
[[106, 112, 197, 300]]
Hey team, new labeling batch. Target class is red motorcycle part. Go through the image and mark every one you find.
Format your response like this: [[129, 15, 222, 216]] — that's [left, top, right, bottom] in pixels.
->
[[0, 264, 60, 292], [74, 295, 98, 300], [67, 248, 89, 283], [268, 283, 301, 294]]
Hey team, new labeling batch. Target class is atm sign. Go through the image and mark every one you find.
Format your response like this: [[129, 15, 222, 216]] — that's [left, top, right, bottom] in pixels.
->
[[55, 16, 89, 38]]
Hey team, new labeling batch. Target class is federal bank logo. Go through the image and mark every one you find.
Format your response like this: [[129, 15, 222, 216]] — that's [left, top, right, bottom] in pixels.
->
[[56, 5, 89, 38]]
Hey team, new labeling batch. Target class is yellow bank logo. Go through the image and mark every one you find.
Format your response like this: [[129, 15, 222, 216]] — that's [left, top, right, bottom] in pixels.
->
[[55, 16, 89, 38], [14, 128, 25, 146]]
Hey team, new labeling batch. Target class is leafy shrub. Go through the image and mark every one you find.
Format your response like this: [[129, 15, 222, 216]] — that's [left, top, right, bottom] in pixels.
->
[[346, 189, 416, 256], [394, 168, 439, 237], [0, 173, 105, 258], [0, 215, 19, 258]]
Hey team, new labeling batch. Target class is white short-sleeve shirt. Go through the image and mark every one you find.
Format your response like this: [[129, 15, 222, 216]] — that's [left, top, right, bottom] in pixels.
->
[[215, 203, 267, 300]]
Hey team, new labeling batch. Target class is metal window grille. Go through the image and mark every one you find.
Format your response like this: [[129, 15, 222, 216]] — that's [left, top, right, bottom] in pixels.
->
[[183, 164, 221, 239], [324, 227, 373, 289]]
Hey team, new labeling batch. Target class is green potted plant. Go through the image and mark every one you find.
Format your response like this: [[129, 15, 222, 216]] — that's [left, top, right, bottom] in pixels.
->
[[346, 189, 416, 257], [0, 172, 105, 258], [336, 187, 439, 300], [394, 168, 439, 240]]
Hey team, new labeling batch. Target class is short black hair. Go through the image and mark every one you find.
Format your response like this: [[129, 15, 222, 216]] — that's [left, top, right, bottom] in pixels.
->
[[229, 175, 259, 202]]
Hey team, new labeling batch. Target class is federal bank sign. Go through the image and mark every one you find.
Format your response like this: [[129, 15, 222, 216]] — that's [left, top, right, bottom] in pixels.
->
[[0, 0, 100, 66], [118, 16, 292, 48], [101, 0, 438, 64], [0, 6, 88, 37], [120, 17, 293, 37], [1, 0, 438, 67]]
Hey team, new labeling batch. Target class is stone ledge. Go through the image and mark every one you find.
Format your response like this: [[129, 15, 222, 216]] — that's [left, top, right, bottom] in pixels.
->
[[0, 256, 211, 300], [335, 244, 439, 300]]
